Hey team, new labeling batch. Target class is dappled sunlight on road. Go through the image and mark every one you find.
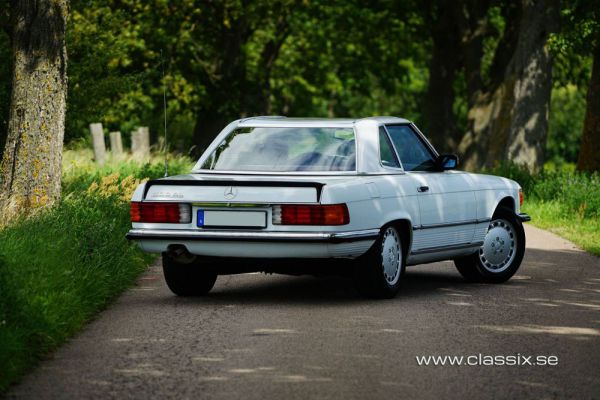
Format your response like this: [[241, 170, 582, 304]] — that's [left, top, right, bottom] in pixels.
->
[[476, 325, 600, 336]]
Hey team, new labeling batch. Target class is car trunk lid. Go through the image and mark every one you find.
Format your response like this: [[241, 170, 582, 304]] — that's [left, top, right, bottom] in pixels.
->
[[142, 174, 349, 204]]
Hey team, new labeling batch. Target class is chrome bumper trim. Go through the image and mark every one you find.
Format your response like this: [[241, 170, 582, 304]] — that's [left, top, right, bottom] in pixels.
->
[[126, 228, 380, 243]]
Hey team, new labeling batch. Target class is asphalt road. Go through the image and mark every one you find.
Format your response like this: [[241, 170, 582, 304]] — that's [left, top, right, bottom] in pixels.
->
[[8, 225, 600, 400]]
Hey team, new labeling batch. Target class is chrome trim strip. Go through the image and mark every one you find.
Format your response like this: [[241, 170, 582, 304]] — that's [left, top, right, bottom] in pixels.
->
[[410, 241, 483, 256], [143, 179, 325, 202], [189, 170, 359, 176], [412, 218, 491, 230], [126, 228, 380, 244]]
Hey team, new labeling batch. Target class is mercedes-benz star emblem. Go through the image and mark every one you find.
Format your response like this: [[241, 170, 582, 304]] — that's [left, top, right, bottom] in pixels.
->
[[224, 186, 238, 200]]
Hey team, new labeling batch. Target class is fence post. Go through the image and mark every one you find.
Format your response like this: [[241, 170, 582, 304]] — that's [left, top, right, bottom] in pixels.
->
[[89, 123, 106, 166], [131, 128, 139, 155], [131, 127, 150, 162], [109, 131, 123, 160], [139, 126, 150, 160]]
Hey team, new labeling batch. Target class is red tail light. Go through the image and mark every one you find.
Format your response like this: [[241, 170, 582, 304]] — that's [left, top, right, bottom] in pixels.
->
[[130, 202, 191, 223], [273, 204, 350, 225], [519, 189, 524, 207]]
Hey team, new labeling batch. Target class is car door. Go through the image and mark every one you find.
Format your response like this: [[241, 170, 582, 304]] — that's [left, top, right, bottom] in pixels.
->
[[383, 124, 477, 252]]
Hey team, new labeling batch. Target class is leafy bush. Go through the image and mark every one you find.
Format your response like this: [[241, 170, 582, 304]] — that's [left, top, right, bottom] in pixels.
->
[[62, 150, 194, 196], [490, 163, 600, 219], [488, 163, 600, 255]]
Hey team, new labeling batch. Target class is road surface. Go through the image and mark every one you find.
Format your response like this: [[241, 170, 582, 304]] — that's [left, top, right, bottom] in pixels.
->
[[8, 225, 600, 399]]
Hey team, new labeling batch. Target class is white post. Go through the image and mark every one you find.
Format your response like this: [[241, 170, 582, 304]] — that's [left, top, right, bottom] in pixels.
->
[[131, 127, 150, 162], [109, 131, 123, 160], [139, 126, 150, 161], [89, 123, 106, 166], [130, 128, 139, 155]]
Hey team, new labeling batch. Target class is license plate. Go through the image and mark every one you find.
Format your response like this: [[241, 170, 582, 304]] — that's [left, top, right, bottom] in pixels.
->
[[197, 210, 267, 228]]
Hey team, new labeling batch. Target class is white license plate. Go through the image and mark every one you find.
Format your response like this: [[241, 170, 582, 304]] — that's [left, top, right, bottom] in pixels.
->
[[197, 210, 267, 228]]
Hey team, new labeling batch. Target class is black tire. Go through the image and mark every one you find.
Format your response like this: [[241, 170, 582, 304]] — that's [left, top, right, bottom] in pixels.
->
[[353, 225, 406, 299], [454, 207, 525, 283], [162, 252, 217, 296]]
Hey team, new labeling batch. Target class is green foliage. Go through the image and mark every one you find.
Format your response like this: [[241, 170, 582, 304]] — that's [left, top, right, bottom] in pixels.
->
[[489, 163, 600, 255], [532, 171, 600, 219], [549, 0, 599, 62], [522, 200, 600, 256], [60, 0, 432, 148], [270, 0, 428, 121], [490, 163, 600, 218], [0, 1, 595, 162], [547, 85, 587, 165], [0, 154, 193, 392], [66, 2, 160, 140], [62, 150, 194, 196], [0, 194, 150, 392]]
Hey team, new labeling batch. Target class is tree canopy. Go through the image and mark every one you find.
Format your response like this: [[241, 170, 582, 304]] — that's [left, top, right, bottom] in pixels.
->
[[0, 0, 597, 170]]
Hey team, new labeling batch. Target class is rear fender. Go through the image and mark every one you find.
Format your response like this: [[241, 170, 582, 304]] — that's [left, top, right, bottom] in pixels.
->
[[380, 211, 414, 253]]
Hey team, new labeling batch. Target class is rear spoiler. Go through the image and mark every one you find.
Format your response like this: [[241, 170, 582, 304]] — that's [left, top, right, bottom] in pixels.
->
[[143, 179, 325, 202]]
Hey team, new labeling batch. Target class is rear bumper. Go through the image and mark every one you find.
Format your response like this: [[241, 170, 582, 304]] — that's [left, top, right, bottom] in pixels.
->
[[517, 213, 531, 222], [126, 228, 379, 259], [126, 228, 379, 244]]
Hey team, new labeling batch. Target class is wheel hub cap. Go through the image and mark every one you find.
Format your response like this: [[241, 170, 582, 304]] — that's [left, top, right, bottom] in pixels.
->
[[381, 228, 401, 285], [479, 219, 516, 273]]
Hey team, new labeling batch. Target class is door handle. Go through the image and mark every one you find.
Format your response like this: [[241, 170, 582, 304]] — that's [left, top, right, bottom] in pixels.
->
[[417, 186, 429, 193]]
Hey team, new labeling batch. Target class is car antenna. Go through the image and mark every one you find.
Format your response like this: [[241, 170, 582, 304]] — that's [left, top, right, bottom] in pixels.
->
[[161, 49, 169, 177]]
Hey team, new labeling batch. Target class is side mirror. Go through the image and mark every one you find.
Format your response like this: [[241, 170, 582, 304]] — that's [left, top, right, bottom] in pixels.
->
[[437, 154, 459, 170]]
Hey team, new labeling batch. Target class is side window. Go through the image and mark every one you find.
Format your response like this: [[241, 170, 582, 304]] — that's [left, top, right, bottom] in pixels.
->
[[385, 125, 437, 171], [379, 127, 400, 168]]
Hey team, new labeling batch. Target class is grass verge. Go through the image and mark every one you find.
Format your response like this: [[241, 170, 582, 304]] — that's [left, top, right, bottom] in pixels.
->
[[0, 151, 193, 392], [522, 200, 600, 255], [490, 164, 600, 256]]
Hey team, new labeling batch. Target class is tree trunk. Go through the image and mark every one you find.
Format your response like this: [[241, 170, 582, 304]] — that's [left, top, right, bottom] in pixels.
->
[[459, 0, 559, 172], [422, 2, 462, 152], [0, 0, 68, 223], [576, 41, 600, 172], [503, 0, 558, 170]]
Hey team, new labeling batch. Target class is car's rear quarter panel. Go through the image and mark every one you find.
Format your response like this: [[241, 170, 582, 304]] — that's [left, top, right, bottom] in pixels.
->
[[322, 175, 419, 231]]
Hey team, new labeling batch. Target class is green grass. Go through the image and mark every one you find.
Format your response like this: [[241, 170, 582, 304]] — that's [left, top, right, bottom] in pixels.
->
[[0, 151, 194, 392], [489, 164, 600, 256], [523, 200, 600, 255]]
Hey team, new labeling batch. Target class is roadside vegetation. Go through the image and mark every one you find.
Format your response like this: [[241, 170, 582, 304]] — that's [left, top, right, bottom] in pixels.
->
[[490, 164, 600, 256], [0, 151, 193, 392]]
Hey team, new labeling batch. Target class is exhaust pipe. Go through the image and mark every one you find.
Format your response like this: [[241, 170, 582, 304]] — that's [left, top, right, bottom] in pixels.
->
[[166, 245, 197, 264]]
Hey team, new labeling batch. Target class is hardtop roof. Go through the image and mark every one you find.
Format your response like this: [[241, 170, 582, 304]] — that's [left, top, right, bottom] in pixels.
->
[[237, 116, 411, 128]]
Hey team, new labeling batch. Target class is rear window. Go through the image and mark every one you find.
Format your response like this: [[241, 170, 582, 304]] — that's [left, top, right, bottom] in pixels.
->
[[200, 127, 356, 172]]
